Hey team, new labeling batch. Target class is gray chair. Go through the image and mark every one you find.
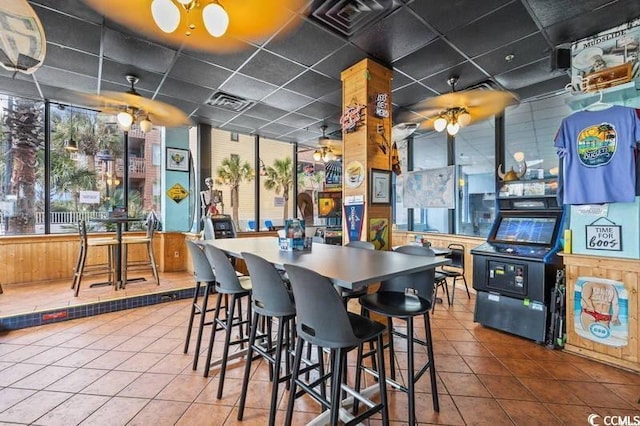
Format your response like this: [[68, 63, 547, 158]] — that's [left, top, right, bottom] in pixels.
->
[[358, 244, 439, 425], [284, 264, 388, 426], [238, 252, 297, 426], [71, 220, 118, 297], [339, 240, 375, 306], [440, 243, 471, 302], [184, 240, 219, 371], [202, 244, 252, 400]]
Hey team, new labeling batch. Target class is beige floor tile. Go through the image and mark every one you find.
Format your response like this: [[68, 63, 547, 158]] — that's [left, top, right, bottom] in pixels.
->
[[118, 372, 176, 399], [34, 394, 110, 426], [127, 400, 190, 426], [0, 387, 36, 413], [11, 365, 76, 390], [45, 368, 109, 393], [156, 374, 212, 403], [79, 396, 149, 426], [452, 395, 513, 425], [0, 390, 72, 424], [499, 399, 560, 425], [0, 363, 44, 387], [114, 352, 166, 372], [174, 402, 232, 426], [80, 370, 141, 396]]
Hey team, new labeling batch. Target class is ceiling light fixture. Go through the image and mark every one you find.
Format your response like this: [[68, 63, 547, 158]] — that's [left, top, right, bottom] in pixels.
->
[[150, 0, 229, 38], [115, 75, 155, 132], [433, 107, 471, 136]]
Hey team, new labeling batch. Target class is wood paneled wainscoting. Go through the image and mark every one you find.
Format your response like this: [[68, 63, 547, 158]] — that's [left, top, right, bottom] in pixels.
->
[[392, 231, 485, 290]]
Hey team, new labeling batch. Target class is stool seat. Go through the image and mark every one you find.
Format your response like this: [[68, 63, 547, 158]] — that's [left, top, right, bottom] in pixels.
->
[[360, 291, 432, 318]]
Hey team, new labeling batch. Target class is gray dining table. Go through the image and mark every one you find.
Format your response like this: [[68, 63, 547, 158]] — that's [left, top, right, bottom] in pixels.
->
[[201, 236, 450, 290]]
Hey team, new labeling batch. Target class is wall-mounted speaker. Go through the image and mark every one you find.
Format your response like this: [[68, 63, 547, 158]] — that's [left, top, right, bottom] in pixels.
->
[[551, 48, 571, 71]]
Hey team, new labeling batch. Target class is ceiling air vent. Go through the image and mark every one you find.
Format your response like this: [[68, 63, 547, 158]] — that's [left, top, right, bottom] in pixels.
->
[[310, 0, 399, 38], [206, 91, 255, 112]]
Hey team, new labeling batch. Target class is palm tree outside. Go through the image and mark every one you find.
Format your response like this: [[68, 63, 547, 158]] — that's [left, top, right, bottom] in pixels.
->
[[216, 155, 254, 229], [263, 157, 293, 223]]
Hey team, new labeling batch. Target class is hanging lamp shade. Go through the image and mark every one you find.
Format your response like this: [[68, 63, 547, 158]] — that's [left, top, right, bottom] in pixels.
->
[[0, 0, 47, 74]]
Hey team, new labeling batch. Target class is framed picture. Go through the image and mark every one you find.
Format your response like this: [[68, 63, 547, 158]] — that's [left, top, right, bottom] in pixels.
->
[[166, 147, 189, 172], [370, 168, 392, 205]]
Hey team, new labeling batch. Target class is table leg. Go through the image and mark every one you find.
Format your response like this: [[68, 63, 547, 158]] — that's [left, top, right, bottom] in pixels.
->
[[115, 223, 123, 289]]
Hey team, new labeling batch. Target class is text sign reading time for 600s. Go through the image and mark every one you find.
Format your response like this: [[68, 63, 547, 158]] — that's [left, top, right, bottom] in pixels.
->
[[585, 225, 622, 251]]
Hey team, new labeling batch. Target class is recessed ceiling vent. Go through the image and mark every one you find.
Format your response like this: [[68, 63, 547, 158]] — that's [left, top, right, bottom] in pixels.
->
[[310, 0, 399, 38], [206, 91, 255, 112]]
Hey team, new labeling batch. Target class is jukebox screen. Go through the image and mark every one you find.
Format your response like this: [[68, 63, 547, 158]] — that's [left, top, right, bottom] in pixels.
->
[[493, 216, 557, 245]]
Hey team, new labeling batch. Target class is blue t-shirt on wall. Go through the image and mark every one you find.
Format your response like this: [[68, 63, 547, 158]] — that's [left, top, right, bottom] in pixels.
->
[[554, 105, 640, 205]]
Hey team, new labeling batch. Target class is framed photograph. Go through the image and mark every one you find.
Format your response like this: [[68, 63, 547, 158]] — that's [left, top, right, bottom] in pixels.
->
[[166, 147, 189, 172], [370, 168, 392, 205]]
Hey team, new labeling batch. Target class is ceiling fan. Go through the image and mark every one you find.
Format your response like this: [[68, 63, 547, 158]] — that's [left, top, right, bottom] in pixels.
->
[[68, 75, 191, 131], [312, 125, 341, 162], [397, 76, 519, 135], [80, 0, 305, 53]]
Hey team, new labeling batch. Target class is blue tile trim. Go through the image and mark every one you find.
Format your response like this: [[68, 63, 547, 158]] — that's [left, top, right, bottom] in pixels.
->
[[0, 286, 198, 332]]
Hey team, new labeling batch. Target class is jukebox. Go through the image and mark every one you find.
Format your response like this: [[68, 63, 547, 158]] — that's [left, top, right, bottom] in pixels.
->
[[471, 183, 566, 343]]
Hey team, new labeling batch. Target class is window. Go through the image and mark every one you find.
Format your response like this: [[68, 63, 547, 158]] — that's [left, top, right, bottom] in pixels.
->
[[230, 132, 239, 141], [259, 138, 294, 229]]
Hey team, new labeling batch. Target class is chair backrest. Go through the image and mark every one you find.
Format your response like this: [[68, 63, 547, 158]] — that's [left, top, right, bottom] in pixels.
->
[[247, 220, 256, 231], [203, 244, 246, 293], [446, 243, 465, 270], [242, 252, 296, 317], [312, 236, 325, 244], [284, 264, 359, 349], [264, 219, 274, 230], [77, 220, 88, 247], [379, 245, 436, 300], [186, 240, 216, 283], [144, 216, 157, 239], [203, 217, 215, 240], [345, 240, 375, 250]]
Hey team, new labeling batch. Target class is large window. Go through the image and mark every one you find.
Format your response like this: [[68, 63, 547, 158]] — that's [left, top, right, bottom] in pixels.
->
[[259, 137, 294, 229], [0, 94, 164, 236]]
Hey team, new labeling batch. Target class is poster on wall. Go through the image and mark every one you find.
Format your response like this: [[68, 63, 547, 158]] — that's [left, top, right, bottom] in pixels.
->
[[403, 166, 455, 209], [573, 277, 628, 347], [369, 218, 389, 250], [570, 17, 640, 93], [344, 202, 364, 243]]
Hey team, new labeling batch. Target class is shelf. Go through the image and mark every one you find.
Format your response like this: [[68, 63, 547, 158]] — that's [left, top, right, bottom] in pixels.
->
[[565, 80, 639, 111]]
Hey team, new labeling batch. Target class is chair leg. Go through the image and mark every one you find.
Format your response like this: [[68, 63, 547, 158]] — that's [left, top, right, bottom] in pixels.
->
[[238, 310, 260, 421], [216, 294, 239, 399], [329, 348, 343, 426], [462, 275, 471, 299], [192, 282, 213, 371], [147, 242, 160, 285], [387, 316, 396, 380], [407, 316, 416, 426], [267, 315, 287, 426], [203, 292, 224, 378], [184, 281, 202, 354], [285, 336, 305, 426], [424, 312, 439, 412], [444, 278, 451, 306], [376, 333, 389, 425], [74, 247, 89, 297]]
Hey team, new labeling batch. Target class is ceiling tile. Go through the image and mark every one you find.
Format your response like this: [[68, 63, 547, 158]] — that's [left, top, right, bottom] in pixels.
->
[[0, 76, 41, 99], [392, 83, 434, 107], [263, 89, 313, 110], [515, 75, 571, 100], [446, 2, 539, 58], [169, 55, 232, 90], [221, 74, 278, 102], [393, 39, 465, 80], [103, 28, 176, 74], [473, 33, 551, 76], [319, 90, 342, 107], [43, 44, 99, 78], [155, 95, 199, 117], [284, 71, 340, 99], [181, 45, 258, 70], [351, 8, 437, 64], [526, 0, 613, 28], [287, 129, 320, 143], [245, 103, 288, 121], [494, 58, 564, 90], [419, 61, 488, 94], [228, 115, 270, 131], [36, 67, 98, 93], [295, 101, 341, 120], [100, 60, 164, 92], [195, 105, 239, 123], [392, 71, 414, 90], [312, 45, 368, 79], [32, 0, 104, 24], [265, 20, 346, 67], [220, 123, 254, 134], [260, 122, 298, 136], [33, 5, 101, 54], [158, 77, 213, 104], [410, 0, 512, 34], [238, 51, 306, 87], [275, 113, 319, 129]]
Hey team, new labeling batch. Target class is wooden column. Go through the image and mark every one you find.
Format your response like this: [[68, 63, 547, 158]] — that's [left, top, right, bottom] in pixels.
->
[[341, 59, 393, 249]]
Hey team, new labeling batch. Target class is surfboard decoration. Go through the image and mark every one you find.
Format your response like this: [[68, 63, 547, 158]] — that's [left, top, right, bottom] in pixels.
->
[[0, 0, 47, 74]]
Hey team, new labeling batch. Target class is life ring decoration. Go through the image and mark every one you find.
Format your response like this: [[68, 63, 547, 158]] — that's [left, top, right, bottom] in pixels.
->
[[340, 103, 366, 133]]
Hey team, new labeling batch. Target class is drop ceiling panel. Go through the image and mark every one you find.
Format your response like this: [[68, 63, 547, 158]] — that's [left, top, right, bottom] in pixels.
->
[[220, 74, 279, 102], [409, 0, 512, 34], [100, 60, 164, 92], [392, 83, 434, 107], [420, 61, 488, 94], [393, 39, 465, 81], [472, 33, 550, 77], [43, 44, 99, 78], [36, 66, 98, 93], [238, 50, 306, 87], [295, 101, 341, 120], [312, 45, 368, 79], [180, 45, 258, 71], [275, 112, 320, 129], [284, 71, 341, 99], [228, 115, 270, 131], [260, 122, 298, 136], [159, 77, 213, 104], [102, 28, 176, 74], [263, 89, 313, 110], [33, 5, 101, 54], [169, 55, 232, 90], [265, 21, 346, 67]]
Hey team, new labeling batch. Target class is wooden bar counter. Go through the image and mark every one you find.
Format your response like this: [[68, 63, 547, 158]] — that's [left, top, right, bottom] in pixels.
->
[[562, 252, 640, 372]]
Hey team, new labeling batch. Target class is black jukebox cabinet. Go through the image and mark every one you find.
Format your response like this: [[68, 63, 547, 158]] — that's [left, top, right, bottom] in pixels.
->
[[471, 187, 565, 343]]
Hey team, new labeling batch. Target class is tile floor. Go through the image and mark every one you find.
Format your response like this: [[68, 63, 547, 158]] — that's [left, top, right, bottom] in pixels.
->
[[0, 280, 639, 425]]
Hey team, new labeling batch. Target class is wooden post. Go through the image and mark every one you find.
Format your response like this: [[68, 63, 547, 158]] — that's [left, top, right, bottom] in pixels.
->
[[341, 59, 393, 250]]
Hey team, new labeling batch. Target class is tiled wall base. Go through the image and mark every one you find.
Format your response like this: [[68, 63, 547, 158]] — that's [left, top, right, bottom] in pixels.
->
[[0, 286, 199, 331]]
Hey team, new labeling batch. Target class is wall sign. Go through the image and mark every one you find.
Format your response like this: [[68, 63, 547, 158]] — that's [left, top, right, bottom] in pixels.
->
[[585, 217, 621, 251], [372, 93, 389, 118]]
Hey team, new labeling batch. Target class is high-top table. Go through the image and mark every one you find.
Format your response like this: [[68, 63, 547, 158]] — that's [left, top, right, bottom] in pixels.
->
[[91, 217, 144, 289], [202, 236, 450, 291]]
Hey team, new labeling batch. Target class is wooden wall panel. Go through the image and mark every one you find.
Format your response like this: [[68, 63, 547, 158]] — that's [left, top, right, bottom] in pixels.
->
[[562, 253, 640, 372]]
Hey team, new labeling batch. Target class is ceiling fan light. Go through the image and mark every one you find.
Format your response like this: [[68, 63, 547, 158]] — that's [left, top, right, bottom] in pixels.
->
[[313, 150, 322, 162], [447, 122, 460, 135], [117, 111, 134, 131], [513, 151, 525, 163], [324, 149, 336, 162], [140, 117, 153, 133], [176, 0, 192, 4], [151, 0, 181, 33], [434, 117, 447, 132], [202, 2, 229, 37], [458, 111, 471, 127]]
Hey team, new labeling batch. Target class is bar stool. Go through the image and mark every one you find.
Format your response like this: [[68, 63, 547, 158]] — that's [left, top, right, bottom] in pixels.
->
[[202, 244, 252, 400], [284, 264, 389, 426], [237, 252, 296, 426], [440, 243, 470, 302], [339, 240, 375, 306], [122, 217, 160, 287], [358, 244, 439, 425], [184, 240, 219, 370], [71, 220, 118, 297]]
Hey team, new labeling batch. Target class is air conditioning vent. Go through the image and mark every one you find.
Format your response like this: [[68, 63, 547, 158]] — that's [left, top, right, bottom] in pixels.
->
[[310, 0, 399, 38], [206, 91, 255, 112]]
